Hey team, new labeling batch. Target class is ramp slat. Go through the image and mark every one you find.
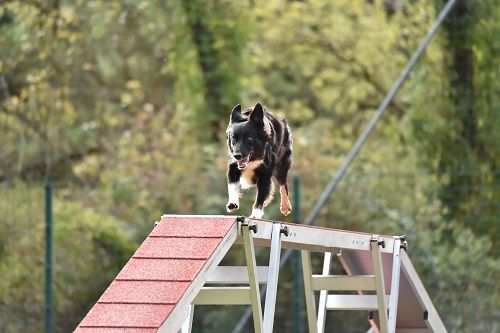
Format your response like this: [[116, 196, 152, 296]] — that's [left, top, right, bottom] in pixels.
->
[[79, 303, 173, 328]]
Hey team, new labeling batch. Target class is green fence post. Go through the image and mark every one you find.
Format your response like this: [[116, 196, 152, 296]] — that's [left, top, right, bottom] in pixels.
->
[[45, 182, 54, 333]]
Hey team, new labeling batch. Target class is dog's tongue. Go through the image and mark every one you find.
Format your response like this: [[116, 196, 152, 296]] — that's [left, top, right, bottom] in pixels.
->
[[237, 157, 249, 169]]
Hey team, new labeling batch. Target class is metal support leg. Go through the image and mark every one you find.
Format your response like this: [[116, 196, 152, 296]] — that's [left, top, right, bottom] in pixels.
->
[[301, 250, 318, 333], [317, 252, 332, 333], [388, 238, 402, 333], [180, 305, 194, 333], [263, 224, 283, 333], [242, 221, 263, 333], [371, 236, 389, 333]]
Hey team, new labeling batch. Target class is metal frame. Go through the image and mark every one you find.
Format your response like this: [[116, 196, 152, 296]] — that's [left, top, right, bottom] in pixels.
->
[[237, 219, 395, 254], [317, 252, 332, 333], [301, 250, 318, 333], [302, 234, 409, 333], [263, 224, 284, 332], [388, 238, 402, 333], [180, 305, 194, 333], [371, 236, 389, 332], [156, 215, 446, 333], [181, 218, 286, 333], [241, 221, 264, 333]]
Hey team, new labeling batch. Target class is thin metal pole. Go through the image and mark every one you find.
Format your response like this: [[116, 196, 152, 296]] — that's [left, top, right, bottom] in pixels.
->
[[231, 1, 457, 331], [293, 176, 304, 333], [44, 182, 54, 333], [303, 0, 458, 227]]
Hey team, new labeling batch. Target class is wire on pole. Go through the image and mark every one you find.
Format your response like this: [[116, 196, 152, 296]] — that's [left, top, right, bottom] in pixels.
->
[[231, 0, 458, 331]]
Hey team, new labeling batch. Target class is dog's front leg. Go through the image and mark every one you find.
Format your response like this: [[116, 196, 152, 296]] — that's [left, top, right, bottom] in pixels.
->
[[227, 162, 241, 212], [251, 175, 272, 219]]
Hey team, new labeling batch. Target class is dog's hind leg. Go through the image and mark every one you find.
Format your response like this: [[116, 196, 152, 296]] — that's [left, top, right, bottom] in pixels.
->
[[251, 175, 273, 219], [275, 151, 292, 216], [226, 162, 241, 212]]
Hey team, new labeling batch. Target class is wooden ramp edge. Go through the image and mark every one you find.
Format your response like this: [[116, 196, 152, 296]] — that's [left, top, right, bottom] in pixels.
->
[[75, 215, 238, 333]]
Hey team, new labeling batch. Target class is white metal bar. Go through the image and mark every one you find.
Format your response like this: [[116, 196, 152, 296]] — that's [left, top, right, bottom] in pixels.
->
[[326, 295, 390, 311], [162, 214, 234, 219], [312, 275, 376, 291], [242, 222, 264, 333], [193, 287, 251, 305], [400, 251, 447, 333], [371, 236, 389, 333], [388, 238, 402, 333], [301, 250, 318, 333], [317, 252, 332, 333], [180, 305, 194, 333], [263, 224, 283, 333], [206, 266, 269, 284], [239, 220, 395, 254]]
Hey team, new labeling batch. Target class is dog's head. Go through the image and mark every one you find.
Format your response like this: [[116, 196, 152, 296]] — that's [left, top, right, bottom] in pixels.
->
[[226, 103, 271, 170]]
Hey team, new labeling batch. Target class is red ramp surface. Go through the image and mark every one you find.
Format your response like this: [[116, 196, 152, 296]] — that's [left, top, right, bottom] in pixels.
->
[[75, 215, 237, 332]]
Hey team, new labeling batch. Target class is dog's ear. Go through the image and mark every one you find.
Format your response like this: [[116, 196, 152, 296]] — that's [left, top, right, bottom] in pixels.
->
[[250, 103, 264, 125], [230, 104, 244, 123]]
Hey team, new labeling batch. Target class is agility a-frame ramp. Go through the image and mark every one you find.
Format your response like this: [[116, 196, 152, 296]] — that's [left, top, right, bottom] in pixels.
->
[[75, 215, 446, 333]]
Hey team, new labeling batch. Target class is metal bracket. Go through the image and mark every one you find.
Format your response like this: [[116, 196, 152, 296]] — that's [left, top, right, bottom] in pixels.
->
[[280, 225, 289, 236], [371, 235, 386, 249], [239, 216, 258, 234], [400, 235, 408, 251]]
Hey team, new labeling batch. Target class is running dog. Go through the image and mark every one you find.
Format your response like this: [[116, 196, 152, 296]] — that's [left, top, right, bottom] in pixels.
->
[[225, 103, 292, 219]]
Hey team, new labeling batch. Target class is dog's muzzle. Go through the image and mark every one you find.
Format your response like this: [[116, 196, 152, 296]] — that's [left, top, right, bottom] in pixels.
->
[[236, 156, 249, 170]]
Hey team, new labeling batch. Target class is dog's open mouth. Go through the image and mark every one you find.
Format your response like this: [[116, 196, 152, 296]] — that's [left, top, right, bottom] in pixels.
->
[[237, 156, 250, 170]]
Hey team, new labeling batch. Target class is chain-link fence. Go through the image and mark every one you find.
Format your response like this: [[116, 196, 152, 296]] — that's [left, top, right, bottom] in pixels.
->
[[1, 171, 498, 333]]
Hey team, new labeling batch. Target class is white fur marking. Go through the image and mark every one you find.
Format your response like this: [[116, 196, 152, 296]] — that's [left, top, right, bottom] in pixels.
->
[[240, 160, 263, 189], [250, 207, 264, 219], [228, 182, 240, 205]]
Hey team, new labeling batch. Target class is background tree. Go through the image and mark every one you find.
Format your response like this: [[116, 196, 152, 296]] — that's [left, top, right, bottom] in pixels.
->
[[1, 0, 498, 332]]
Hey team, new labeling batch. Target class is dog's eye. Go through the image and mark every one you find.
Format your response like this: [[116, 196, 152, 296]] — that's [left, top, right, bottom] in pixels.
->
[[247, 137, 254, 143], [231, 138, 236, 145]]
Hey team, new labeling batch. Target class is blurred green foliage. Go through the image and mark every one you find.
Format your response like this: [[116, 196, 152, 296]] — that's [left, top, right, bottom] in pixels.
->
[[0, 0, 498, 332]]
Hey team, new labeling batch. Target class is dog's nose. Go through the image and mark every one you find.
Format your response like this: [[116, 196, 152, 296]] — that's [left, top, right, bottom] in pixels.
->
[[234, 154, 242, 160]]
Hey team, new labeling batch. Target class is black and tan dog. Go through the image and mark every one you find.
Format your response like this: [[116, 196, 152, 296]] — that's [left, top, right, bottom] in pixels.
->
[[225, 103, 292, 219]]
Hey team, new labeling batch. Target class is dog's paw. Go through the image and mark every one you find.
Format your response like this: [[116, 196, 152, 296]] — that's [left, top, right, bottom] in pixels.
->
[[280, 201, 292, 216], [226, 202, 239, 212], [250, 208, 264, 219]]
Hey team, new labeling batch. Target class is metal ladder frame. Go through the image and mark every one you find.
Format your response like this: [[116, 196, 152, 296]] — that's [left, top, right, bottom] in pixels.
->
[[180, 219, 288, 333], [302, 235, 403, 333]]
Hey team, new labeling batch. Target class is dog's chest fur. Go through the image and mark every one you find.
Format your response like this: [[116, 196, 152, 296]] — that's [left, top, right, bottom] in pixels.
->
[[240, 159, 263, 189]]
